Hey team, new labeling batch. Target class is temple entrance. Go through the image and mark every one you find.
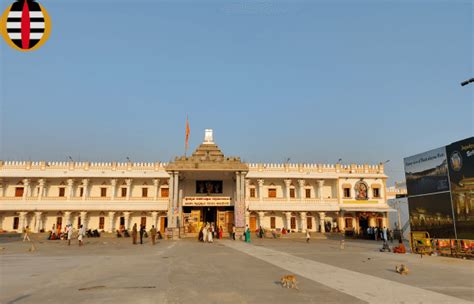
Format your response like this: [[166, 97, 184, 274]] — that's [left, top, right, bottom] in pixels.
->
[[359, 217, 369, 236], [182, 206, 234, 235]]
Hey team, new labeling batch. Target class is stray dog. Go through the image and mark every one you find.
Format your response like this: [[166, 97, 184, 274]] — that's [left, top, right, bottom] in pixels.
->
[[280, 275, 299, 290], [395, 264, 409, 275]]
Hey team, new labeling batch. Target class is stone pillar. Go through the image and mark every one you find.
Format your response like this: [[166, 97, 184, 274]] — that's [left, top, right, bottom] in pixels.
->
[[123, 212, 131, 230], [0, 213, 4, 230], [234, 172, 245, 229], [18, 211, 28, 231], [38, 179, 45, 200], [298, 179, 305, 201], [236, 171, 241, 205], [80, 211, 88, 230], [382, 214, 388, 228], [67, 179, 74, 200], [108, 211, 115, 233], [126, 179, 133, 201], [258, 211, 265, 228], [168, 174, 174, 228], [284, 212, 291, 230], [64, 211, 72, 226], [173, 172, 179, 228], [34, 211, 43, 233], [0, 180, 4, 197], [157, 214, 162, 231], [318, 212, 326, 233], [368, 216, 376, 227], [299, 212, 307, 232], [338, 211, 345, 231], [153, 179, 160, 200], [284, 179, 292, 202], [82, 179, 89, 200], [244, 179, 250, 199], [22, 179, 31, 199], [151, 211, 158, 229], [111, 179, 117, 200], [245, 211, 250, 228], [258, 179, 264, 202], [318, 180, 324, 200]]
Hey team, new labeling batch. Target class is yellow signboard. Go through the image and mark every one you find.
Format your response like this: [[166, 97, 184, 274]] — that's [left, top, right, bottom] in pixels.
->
[[183, 196, 231, 206]]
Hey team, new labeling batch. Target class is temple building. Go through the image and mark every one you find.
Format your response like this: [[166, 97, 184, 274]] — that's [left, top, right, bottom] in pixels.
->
[[0, 129, 392, 237]]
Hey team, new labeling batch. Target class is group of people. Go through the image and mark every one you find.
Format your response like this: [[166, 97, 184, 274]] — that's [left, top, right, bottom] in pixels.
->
[[198, 222, 225, 242], [367, 226, 393, 242], [130, 224, 160, 245]]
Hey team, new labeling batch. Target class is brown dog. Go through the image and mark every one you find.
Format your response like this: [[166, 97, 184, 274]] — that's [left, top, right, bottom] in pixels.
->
[[395, 264, 409, 275], [280, 275, 299, 290]]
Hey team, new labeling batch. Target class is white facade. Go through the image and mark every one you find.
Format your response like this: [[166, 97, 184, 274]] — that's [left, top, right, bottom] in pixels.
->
[[0, 130, 392, 236]]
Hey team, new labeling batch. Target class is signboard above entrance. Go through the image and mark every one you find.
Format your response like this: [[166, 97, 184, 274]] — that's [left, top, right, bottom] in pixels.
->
[[183, 196, 231, 206]]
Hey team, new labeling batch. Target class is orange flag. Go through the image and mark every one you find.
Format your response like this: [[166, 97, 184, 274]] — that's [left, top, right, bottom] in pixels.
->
[[185, 116, 190, 150]]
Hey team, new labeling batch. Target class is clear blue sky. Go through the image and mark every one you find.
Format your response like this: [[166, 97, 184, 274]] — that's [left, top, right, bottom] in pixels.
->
[[0, 0, 472, 184]]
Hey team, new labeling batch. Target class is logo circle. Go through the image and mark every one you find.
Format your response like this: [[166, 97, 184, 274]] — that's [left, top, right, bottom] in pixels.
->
[[0, 0, 51, 52], [450, 151, 462, 172]]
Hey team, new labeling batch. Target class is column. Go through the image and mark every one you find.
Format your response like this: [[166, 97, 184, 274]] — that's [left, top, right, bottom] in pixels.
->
[[67, 179, 74, 200], [0, 213, 4, 230], [82, 179, 89, 201], [108, 211, 115, 233], [80, 211, 88, 229], [258, 179, 264, 202], [258, 211, 265, 228], [123, 212, 131, 230], [22, 179, 31, 199], [171, 172, 179, 228], [318, 212, 326, 233], [284, 179, 292, 202], [338, 211, 345, 231], [64, 211, 72, 226], [126, 179, 133, 200], [151, 211, 158, 229], [236, 171, 241, 204], [244, 179, 250, 199], [38, 179, 45, 200], [157, 214, 162, 232], [168, 173, 174, 228], [0, 179, 4, 197], [299, 212, 307, 232], [245, 211, 250, 228], [317, 180, 324, 200], [153, 179, 160, 200], [110, 179, 117, 200], [298, 179, 305, 201], [18, 211, 28, 231], [382, 214, 388, 228], [33, 212, 42, 232], [284, 212, 291, 230]]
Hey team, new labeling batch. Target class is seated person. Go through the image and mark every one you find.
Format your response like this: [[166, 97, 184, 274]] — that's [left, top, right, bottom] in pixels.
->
[[116, 229, 122, 238], [393, 240, 406, 254], [157, 231, 163, 239], [282, 228, 287, 235]]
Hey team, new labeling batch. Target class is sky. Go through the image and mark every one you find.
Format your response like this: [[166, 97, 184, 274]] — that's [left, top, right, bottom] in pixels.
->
[[0, 0, 472, 185]]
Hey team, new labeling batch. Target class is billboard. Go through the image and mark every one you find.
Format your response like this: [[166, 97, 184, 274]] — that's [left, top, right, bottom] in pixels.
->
[[404, 147, 450, 196], [446, 137, 474, 239]]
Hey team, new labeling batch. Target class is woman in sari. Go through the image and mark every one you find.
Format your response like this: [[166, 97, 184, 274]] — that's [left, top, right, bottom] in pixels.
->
[[245, 225, 251, 243]]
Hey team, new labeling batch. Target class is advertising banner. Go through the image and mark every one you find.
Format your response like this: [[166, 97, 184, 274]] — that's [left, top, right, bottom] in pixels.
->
[[183, 196, 231, 206], [446, 137, 474, 239], [404, 147, 450, 196]]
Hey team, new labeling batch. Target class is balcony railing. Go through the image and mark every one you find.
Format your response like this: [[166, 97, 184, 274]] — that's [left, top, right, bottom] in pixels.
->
[[247, 198, 339, 211]]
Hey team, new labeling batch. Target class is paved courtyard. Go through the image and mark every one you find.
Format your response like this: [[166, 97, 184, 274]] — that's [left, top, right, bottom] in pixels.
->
[[0, 236, 473, 304]]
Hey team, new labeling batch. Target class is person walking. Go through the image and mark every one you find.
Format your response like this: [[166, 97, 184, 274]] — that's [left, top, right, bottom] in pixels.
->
[[382, 226, 388, 242], [306, 230, 311, 243], [219, 226, 223, 239], [203, 224, 208, 243], [139, 224, 145, 245], [78, 224, 85, 246], [245, 225, 251, 243], [23, 225, 31, 242], [232, 225, 236, 240], [208, 224, 214, 243], [132, 223, 138, 245], [198, 226, 204, 242], [51, 224, 56, 240], [150, 225, 157, 245], [67, 224, 73, 246]]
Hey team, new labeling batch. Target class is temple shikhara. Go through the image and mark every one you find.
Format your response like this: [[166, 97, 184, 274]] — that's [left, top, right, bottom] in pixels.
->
[[0, 129, 392, 237]]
